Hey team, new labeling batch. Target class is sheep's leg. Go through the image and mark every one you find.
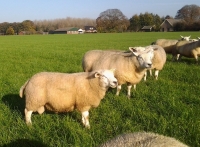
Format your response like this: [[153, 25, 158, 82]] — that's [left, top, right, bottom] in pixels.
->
[[176, 54, 180, 60], [172, 54, 178, 61], [155, 70, 159, 80], [178, 54, 182, 61], [116, 85, 121, 96], [82, 111, 90, 129], [193, 53, 198, 64], [195, 57, 198, 64], [25, 108, 33, 125], [143, 71, 147, 81], [133, 84, 136, 90], [149, 69, 152, 77], [127, 84, 132, 99], [37, 106, 45, 114]]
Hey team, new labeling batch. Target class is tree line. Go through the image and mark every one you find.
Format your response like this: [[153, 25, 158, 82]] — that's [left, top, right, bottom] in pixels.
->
[[0, 4, 199, 35]]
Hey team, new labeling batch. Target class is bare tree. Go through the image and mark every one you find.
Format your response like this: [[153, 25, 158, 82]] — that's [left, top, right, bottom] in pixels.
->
[[96, 9, 130, 32], [175, 4, 200, 24], [34, 17, 96, 32]]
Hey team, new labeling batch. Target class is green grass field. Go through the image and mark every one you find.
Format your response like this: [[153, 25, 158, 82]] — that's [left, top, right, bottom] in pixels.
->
[[1, 32, 200, 147]]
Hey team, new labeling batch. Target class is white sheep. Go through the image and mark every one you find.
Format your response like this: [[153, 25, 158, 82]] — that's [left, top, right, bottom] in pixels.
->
[[19, 69, 118, 128], [181, 35, 200, 42], [174, 40, 200, 63], [180, 35, 191, 41], [129, 45, 166, 81], [99, 132, 188, 147], [82, 47, 155, 98], [152, 39, 178, 57], [152, 36, 190, 60]]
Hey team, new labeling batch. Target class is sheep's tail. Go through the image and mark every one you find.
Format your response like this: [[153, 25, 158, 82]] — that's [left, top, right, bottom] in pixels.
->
[[19, 80, 29, 98]]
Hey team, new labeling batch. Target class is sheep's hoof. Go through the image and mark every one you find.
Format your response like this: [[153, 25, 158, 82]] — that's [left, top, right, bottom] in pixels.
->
[[26, 122, 32, 126], [127, 95, 131, 99], [85, 125, 90, 129]]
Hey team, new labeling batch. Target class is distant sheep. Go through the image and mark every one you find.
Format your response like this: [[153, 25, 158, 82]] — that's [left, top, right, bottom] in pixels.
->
[[152, 36, 191, 60], [174, 40, 200, 63], [82, 48, 155, 98], [19, 69, 118, 128], [152, 39, 178, 58], [99, 132, 188, 147], [180, 35, 191, 41], [181, 35, 200, 42]]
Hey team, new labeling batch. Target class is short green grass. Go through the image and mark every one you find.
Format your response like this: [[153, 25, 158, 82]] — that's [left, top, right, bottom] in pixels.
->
[[1, 32, 200, 147]]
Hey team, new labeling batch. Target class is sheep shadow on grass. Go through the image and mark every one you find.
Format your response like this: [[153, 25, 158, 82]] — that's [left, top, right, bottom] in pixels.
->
[[2, 139, 48, 147], [2, 94, 25, 116], [168, 57, 197, 65]]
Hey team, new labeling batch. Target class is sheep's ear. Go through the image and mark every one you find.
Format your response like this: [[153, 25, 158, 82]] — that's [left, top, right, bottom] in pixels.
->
[[189, 35, 191, 38], [151, 46, 158, 51], [94, 72, 101, 78], [129, 47, 136, 52], [129, 47, 139, 56], [180, 35, 183, 38]]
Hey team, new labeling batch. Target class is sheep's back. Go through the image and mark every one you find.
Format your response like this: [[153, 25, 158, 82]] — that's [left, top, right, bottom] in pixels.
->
[[176, 41, 196, 57], [82, 50, 104, 72], [91, 52, 141, 84], [82, 50, 128, 72], [99, 132, 188, 147], [155, 39, 178, 53]]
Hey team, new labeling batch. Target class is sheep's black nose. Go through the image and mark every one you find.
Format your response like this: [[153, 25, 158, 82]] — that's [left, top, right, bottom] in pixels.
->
[[113, 81, 118, 85], [147, 64, 152, 68]]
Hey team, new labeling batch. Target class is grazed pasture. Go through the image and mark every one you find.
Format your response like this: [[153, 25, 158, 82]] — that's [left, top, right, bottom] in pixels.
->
[[0, 32, 200, 146]]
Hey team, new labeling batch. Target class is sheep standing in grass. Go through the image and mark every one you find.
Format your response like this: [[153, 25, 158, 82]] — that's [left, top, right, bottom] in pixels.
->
[[152, 36, 190, 60], [99, 132, 188, 147], [174, 40, 200, 63], [152, 39, 178, 54], [82, 47, 155, 98], [129, 45, 166, 81], [19, 69, 118, 128]]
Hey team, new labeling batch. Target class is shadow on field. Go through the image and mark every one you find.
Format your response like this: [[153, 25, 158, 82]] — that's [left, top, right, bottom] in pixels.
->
[[2, 94, 25, 115], [168, 57, 196, 65], [2, 139, 48, 147]]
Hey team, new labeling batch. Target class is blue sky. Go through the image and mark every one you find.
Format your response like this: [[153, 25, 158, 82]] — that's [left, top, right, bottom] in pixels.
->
[[1, 0, 200, 23]]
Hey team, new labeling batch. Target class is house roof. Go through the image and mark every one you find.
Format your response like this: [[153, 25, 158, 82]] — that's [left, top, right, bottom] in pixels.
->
[[84, 26, 96, 30], [160, 19, 184, 27], [68, 27, 79, 31], [54, 27, 79, 32], [141, 25, 154, 29]]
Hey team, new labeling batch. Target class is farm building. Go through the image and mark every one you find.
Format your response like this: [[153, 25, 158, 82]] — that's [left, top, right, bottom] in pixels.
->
[[160, 19, 184, 32], [141, 25, 155, 32], [84, 26, 97, 33], [78, 28, 84, 34], [53, 27, 79, 34]]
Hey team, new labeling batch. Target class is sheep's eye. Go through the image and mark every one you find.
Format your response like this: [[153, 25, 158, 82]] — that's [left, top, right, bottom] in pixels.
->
[[137, 56, 143, 60]]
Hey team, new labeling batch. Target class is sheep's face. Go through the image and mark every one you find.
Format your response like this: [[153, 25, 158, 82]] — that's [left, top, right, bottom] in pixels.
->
[[180, 35, 191, 41], [130, 48, 154, 69], [95, 69, 118, 88]]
